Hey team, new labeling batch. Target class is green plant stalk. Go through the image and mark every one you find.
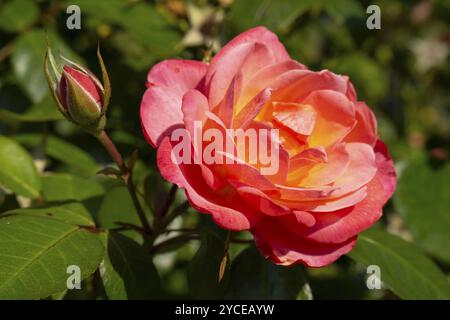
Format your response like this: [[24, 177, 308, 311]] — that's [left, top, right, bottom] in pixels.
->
[[97, 130, 153, 236]]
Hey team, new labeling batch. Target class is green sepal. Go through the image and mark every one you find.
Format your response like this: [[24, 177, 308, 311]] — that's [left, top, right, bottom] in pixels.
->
[[44, 47, 66, 116], [97, 44, 111, 112], [83, 114, 107, 136]]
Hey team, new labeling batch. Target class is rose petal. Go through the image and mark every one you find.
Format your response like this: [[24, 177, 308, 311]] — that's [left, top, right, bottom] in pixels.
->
[[276, 184, 335, 201], [157, 137, 261, 230], [146, 59, 207, 94], [280, 179, 383, 244], [293, 211, 316, 227], [309, 187, 368, 212], [345, 102, 378, 146], [61, 66, 102, 107], [182, 89, 209, 139], [238, 60, 305, 108], [272, 70, 349, 103], [304, 90, 356, 148], [253, 217, 357, 267], [213, 74, 242, 128], [206, 26, 290, 108], [329, 143, 377, 197], [234, 88, 272, 129], [240, 120, 289, 184], [140, 60, 207, 147], [272, 102, 317, 136], [374, 140, 397, 202], [216, 151, 278, 192], [229, 180, 290, 216], [288, 144, 350, 187], [271, 185, 367, 213]]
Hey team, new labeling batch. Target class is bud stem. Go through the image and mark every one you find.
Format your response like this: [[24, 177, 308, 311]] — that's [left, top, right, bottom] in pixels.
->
[[97, 131, 126, 172], [97, 130, 153, 236]]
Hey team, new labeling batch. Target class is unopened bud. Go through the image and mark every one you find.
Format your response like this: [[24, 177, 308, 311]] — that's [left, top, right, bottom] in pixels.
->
[[44, 44, 111, 135]]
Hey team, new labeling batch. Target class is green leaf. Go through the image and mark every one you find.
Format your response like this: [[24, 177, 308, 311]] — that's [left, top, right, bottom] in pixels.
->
[[226, 246, 310, 299], [0, 135, 41, 198], [0, 189, 5, 207], [348, 228, 450, 300], [66, 0, 181, 70], [394, 160, 450, 263], [42, 173, 104, 202], [228, 0, 315, 34], [96, 186, 144, 243], [0, 0, 39, 32], [11, 29, 82, 103], [0, 213, 104, 299], [97, 186, 139, 227], [44, 137, 98, 175], [319, 0, 364, 23], [50, 290, 67, 300], [101, 232, 160, 299], [14, 134, 98, 175], [306, 264, 370, 299], [0, 95, 63, 123], [115, 2, 181, 56], [187, 232, 230, 299], [3, 202, 95, 227], [228, 0, 363, 34]]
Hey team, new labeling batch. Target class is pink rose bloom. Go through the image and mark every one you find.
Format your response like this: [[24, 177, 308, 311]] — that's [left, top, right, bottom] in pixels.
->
[[140, 27, 396, 267]]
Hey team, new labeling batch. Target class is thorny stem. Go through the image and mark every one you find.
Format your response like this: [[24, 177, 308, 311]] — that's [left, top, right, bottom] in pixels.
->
[[97, 130, 152, 236]]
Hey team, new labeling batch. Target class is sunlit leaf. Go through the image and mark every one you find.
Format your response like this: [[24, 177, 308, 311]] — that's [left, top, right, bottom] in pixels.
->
[[228, 0, 315, 34], [96, 186, 143, 243], [41, 173, 104, 202], [395, 159, 450, 263], [0, 0, 39, 32], [0, 135, 41, 199], [348, 228, 450, 300], [0, 95, 63, 123], [3, 201, 94, 227], [14, 133, 98, 175], [0, 212, 104, 299]]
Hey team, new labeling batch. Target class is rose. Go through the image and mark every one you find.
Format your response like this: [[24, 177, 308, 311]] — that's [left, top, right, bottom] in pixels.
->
[[140, 27, 396, 267], [45, 47, 110, 134]]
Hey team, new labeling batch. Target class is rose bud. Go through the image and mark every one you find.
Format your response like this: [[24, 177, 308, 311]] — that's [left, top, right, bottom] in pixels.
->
[[44, 45, 111, 134]]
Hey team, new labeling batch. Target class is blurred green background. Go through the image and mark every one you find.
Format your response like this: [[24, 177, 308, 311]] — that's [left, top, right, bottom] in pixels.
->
[[0, 0, 449, 300]]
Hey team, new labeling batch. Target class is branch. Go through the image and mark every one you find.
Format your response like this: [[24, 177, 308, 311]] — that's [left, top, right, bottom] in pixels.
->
[[97, 130, 153, 235]]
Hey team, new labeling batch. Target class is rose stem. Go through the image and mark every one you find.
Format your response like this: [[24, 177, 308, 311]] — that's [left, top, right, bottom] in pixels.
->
[[97, 130, 153, 236]]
